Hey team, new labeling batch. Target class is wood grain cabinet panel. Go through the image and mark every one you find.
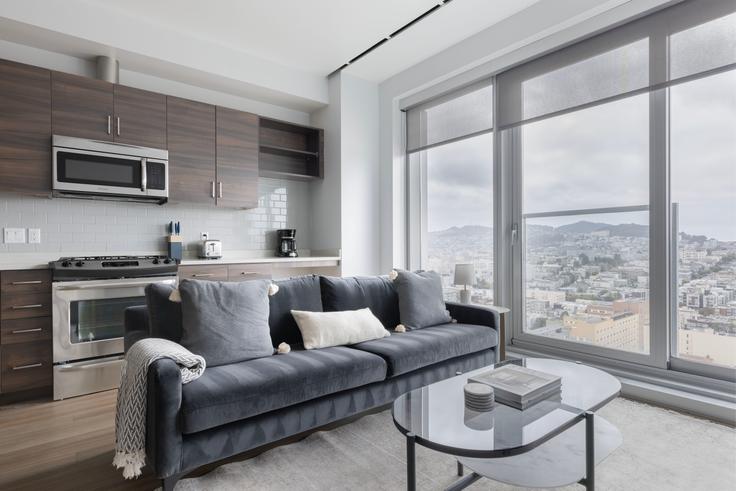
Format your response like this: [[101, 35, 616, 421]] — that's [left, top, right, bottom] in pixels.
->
[[52, 71, 114, 141], [216, 107, 259, 209], [167, 96, 216, 204], [1, 317, 51, 345], [1, 341, 52, 393], [0, 292, 51, 320], [178, 265, 229, 281], [0, 59, 52, 194], [113, 85, 167, 149], [227, 263, 272, 281], [1, 269, 52, 294]]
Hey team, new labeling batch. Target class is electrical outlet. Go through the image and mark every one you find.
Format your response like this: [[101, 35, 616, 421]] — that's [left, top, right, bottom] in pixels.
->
[[200, 232, 209, 241], [3, 228, 26, 244], [28, 228, 41, 244]]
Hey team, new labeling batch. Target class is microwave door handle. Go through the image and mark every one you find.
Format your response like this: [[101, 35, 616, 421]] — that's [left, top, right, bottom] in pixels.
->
[[141, 158, 147, 192]]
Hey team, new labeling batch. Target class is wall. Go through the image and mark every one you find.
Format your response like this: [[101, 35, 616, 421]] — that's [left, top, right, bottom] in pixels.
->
[[0, 39, 319, 257], [309, 73, 381, 276], [0, 178, 311, 255]]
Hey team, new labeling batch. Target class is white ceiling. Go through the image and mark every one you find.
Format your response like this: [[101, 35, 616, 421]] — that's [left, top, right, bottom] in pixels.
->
[[90, 0, 540, 81], [91, 0, 442, 77]]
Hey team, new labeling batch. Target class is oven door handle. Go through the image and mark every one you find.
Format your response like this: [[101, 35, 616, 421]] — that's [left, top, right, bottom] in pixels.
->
[[56, 280, 169, 290], [57, 357, 124, 371], [141, 158, 147, 192]]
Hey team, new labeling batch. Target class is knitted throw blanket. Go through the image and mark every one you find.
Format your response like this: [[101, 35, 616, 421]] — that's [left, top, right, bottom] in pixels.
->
[[113, 338, 205, 479]]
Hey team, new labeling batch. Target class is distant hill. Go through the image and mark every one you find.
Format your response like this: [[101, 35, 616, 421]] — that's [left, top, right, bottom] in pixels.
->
[[428, 221, 647, 242], [556, 221, 648, 237]]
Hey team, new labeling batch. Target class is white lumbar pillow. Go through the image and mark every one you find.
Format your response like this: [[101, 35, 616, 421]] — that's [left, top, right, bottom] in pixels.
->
[[291, 308, 390, 350]]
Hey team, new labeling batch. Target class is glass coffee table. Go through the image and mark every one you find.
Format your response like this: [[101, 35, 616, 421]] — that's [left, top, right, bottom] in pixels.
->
[[392, 358, 621, 491]]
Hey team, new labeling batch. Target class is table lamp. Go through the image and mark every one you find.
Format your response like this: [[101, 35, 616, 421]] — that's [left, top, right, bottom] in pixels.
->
[[454, 263, 475, 304]]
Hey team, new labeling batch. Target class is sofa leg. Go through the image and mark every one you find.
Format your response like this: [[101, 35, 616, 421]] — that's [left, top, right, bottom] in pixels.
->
[[162, 472, 183, 491]]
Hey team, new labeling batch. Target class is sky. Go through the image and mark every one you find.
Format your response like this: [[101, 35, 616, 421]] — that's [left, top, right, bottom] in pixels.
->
[[424, 69, 735, 241]]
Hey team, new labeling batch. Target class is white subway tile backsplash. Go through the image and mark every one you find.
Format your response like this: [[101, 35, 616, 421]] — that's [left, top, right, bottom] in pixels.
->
[[0, 178, 311, 254]]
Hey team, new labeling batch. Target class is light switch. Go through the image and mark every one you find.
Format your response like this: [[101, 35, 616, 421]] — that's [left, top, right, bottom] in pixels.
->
[[3, 228, 26, 244], [28, 228, 41, 244]]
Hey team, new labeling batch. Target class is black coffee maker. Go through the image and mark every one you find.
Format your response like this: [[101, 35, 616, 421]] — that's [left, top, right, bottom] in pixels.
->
[[277, 229, 298, 257]]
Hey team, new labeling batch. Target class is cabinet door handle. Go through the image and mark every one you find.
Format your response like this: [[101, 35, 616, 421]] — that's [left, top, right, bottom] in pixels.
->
[[107, 115, 112, 135], [191, 273, 214, 278], [11, 328, 43, 334], [211, 181, 216, 199], [11, 280, 43, 285], [11, 304, 43, 310], [116, 116, 121, 136], [218, 182, 223, 198], [12, 362, 43, 371], [240, 272, 258, 275]]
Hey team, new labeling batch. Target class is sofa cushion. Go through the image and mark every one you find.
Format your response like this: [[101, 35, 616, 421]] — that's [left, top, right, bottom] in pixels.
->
[[394, 270, 451, 329], [179, 279, 274, 367], [145, 283, 183, 342], [180, 346, 388, 434], [269, 275, 322, 347], [320, 276, 400, 329], [349, 323, 498, 377]]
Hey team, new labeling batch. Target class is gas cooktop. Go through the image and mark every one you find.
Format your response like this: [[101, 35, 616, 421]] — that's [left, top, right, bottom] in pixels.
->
[[50, 255, 178, 281]]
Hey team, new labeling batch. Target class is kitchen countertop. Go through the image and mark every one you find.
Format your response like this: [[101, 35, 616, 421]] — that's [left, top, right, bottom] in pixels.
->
[[0, 250, 341, 271]]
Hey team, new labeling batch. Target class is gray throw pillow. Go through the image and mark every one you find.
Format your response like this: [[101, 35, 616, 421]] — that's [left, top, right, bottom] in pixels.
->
[[179, 279, 274, 367], [394, 270, 451, 329]]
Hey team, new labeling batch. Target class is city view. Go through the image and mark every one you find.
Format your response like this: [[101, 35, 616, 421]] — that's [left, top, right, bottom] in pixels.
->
[[426, 220, 736, 368]]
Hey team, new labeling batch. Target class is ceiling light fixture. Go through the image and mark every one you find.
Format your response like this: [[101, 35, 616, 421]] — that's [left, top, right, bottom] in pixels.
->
[[329, 0, 454, 76]]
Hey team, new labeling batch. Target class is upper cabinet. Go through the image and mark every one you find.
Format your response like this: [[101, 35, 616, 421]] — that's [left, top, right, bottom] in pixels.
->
[[52, 72, 114, 142], [259, 118, 323, 181], [0, 60, 52, 195], [216, 107, 259, 209], [167, 96, 217, 205], [112, 85, 167, 149], [51, 72, 167, 149]]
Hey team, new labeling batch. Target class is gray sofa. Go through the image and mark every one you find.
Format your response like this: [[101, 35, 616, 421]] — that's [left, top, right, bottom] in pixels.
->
[[123, 274, 503, 490]]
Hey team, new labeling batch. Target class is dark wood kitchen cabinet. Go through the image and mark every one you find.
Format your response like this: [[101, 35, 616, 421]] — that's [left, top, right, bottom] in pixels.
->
[[216, 107, 259, 209], [52, 71, 115, 141], [112, 85, 167, 149], [52, 72, 167, 149], [167, 96, 217, 204], [0, 269, 52, 401], [0, 59, 52, 195]]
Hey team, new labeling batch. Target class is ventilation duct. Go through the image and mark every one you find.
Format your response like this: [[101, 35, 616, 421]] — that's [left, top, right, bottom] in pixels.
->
[[95, 56, 119, 83]]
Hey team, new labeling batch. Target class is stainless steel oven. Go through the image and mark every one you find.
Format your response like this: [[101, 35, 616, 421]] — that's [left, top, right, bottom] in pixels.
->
[[51, 256, 177, 400], [52, 135, 168, 204]]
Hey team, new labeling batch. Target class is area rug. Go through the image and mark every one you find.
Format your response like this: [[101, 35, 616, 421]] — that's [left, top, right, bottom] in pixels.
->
[[175, 398, 735, 490]]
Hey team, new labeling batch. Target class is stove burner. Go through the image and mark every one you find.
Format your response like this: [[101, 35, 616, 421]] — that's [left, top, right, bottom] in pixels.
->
[[50, 255, 178, 281]]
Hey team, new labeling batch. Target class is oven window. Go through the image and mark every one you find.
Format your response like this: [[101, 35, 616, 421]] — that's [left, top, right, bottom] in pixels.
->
[[69, 296, 145, 343], [57, 151, 141, 188]]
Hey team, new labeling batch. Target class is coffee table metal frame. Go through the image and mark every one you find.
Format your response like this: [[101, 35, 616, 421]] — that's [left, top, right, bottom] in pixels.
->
[[392, 359, 620, 491]]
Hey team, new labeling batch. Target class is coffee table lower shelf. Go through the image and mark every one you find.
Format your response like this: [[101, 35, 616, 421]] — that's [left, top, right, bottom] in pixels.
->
[[447, 415, 622, 490]]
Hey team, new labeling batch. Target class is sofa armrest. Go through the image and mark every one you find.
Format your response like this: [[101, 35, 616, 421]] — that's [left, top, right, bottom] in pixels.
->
[[124, 305, 150, 353], [446, 302, 507, 362], [146, 358, 184, 479]]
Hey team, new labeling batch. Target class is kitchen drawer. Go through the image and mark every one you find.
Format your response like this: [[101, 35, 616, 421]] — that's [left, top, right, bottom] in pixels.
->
[[1, 341, 52, 393], [1, 292, 51, 320], [0, 269, 51, 294], [1, 317, 51, 345], [178, 265, 229, 281], [227, 263, 272, 282]]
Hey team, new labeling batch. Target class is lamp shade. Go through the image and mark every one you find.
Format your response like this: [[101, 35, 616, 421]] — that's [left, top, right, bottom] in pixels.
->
[[454, 263, 475, 286]]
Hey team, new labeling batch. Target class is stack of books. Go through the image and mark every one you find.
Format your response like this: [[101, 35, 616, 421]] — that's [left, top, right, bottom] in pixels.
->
[[469, 364, 562, 410]]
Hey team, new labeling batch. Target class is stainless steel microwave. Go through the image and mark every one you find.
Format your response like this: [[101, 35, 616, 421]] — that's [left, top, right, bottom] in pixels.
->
[[52, 135, 168, 204]]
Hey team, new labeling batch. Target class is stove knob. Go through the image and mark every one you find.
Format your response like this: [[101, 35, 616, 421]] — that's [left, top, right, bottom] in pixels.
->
[[61, 260, 71, 267], [163, 258, 172, 264], [75, 261, 84, 267], [152, 258, 159, 264]]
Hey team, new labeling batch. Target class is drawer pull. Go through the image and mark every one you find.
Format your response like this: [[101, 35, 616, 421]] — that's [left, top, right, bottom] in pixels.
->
[[191, 273, 214, 278], [11, 304, 43, 310], [11, 328, 43, 334], [240, 272, 259, 275], [11, 280, 43, 285], [12, 362, 43, 371]]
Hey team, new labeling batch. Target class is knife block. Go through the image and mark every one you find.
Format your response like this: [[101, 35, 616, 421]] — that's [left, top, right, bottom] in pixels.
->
[[167, 235, 183, 263]]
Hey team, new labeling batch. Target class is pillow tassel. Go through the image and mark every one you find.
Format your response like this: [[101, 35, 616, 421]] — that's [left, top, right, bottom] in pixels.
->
[[168, 288, 181, 303], [269, 283, 280, 296], [277, 342, 291, 354], [394, 324, 406, 333]]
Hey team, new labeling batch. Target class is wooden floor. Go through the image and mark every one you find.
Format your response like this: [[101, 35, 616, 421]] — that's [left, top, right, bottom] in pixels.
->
[[0, 390, 158, 491]]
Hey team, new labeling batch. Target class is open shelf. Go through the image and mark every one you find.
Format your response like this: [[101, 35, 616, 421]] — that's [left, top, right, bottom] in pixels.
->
[[259, 117, 323, 181]]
